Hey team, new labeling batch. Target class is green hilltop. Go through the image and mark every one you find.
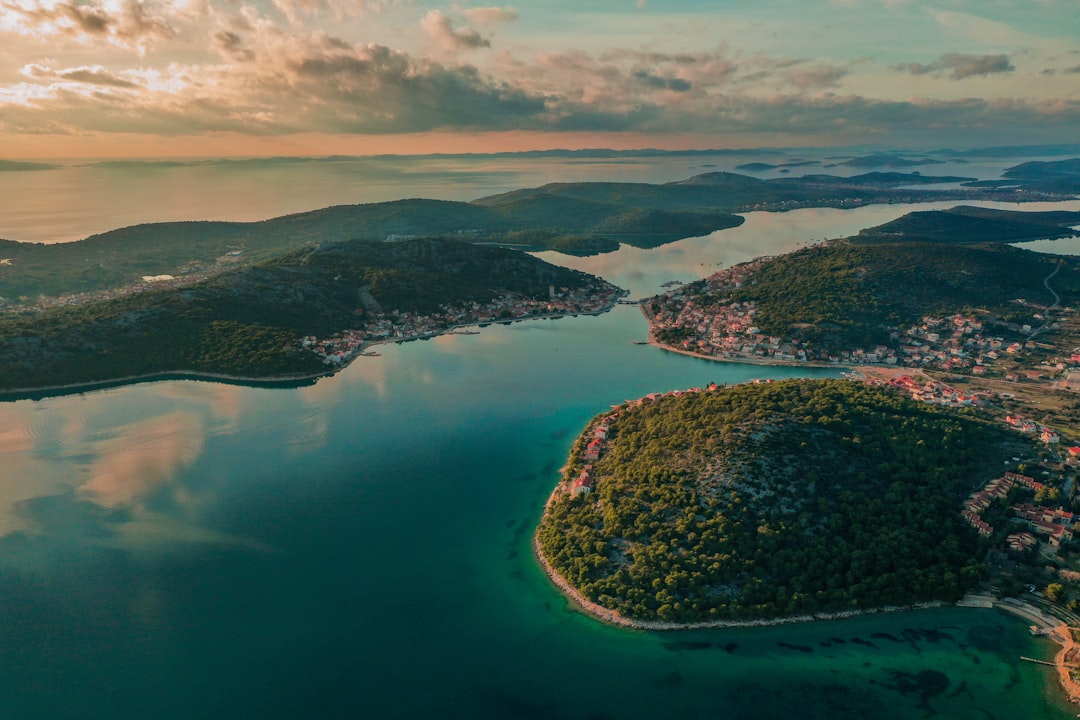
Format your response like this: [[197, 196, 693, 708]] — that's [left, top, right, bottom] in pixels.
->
[[537, 379, 1020, 623], [0, 237, 614, 394]]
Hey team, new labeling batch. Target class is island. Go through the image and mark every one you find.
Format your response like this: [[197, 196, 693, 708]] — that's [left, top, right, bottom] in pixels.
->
[[0, 237, 623, 396], [2, 164, 1073, 304], [535, 378, 1023, 626]]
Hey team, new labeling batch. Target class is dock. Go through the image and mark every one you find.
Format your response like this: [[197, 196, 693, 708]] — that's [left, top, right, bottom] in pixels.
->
[[1021, 656, 1060, 667]]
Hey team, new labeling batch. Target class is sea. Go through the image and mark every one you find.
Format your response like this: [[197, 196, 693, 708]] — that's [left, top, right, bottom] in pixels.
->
[[1, 151, 1079, 719]]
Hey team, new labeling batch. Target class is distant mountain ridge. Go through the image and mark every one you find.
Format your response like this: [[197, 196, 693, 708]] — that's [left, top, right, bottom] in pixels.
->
[[1, 165, 1074, 301]]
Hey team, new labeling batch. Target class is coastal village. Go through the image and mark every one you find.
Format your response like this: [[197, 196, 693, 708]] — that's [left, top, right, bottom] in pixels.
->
[[301, 282, 625, 365], [645, 257, 1077, 386]]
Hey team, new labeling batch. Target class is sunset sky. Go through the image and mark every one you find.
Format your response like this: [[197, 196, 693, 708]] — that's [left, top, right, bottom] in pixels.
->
[[1, 0, 1078, 158]]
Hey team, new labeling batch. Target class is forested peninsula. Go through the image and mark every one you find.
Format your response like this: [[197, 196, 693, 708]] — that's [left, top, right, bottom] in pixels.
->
[[0, 237, 621, 395], [535, 379, 1024, 625]]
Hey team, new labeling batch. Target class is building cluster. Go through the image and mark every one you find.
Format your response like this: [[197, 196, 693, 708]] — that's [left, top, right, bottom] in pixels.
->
[[896, 314, 1037, 375], [651, 272, 1046, 377], [304, 283, 623, 366], [1013, 503, 1075, 547], [1004, 414, 1061, 445], [961, 471, 1075, 551], [862, 373, 983, 407]]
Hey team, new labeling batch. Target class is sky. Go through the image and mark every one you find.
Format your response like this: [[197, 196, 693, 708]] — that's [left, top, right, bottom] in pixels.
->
[[0, 0, 1078, 158]]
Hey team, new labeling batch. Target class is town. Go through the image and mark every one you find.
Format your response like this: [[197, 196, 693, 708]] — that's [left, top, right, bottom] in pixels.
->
[[302, 282, 625, 365], [646, 258, 1076, 386]]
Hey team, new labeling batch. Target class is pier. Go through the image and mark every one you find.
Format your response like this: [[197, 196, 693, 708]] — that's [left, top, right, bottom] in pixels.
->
[[1021, 656, 1063, 667]]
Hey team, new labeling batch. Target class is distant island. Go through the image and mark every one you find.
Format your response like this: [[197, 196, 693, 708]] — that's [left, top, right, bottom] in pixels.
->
[[0, 237, 622, 396], [535, 379, 1021, 626], [3, 164, 1075, 303], [0, 160, 58, 172]]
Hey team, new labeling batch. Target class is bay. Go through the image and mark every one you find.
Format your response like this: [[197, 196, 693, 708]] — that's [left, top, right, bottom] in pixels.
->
[[1, 174, 1079, 717], [0, 309, 1067, 719]]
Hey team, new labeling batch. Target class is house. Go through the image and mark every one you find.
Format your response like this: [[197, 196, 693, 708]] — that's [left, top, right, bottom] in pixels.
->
[[584, 439, 603, 462], [1006, 472, 1042, 490], [1006, 532, 1037, 552], [572, 469, 595, 495]]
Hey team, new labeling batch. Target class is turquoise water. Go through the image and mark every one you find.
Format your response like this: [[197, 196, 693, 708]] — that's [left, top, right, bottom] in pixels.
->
[[3, 171, 1080, 717], [0, 306, 1072, 719]]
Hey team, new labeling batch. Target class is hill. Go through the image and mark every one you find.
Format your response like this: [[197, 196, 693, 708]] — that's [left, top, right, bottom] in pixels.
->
[[3, 166, 1072, 303], [536, 379, 1018, 624], [5, 166, 1072, 303], [0, 189, 739, 300], [858, 206, 1080, 244], [0, 237, 619, 394], [649, 240, 1079, 354]]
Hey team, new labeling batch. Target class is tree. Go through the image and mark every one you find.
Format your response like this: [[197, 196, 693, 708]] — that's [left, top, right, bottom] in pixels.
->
[[1046, 582, 1066, 603]]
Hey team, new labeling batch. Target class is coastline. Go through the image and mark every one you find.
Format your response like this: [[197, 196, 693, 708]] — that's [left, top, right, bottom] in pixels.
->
[[638, 303, 846, 369], [533, 477, 943, 632], [536, 462, 1080, 705], [0, 301, 621, 402], [532, 531, 943, 632], [972, 594, 1080, 705]]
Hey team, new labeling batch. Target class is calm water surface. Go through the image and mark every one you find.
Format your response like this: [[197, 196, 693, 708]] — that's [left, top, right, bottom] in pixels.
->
[[1, 166, 1078, 718], [0, 151, 1048, 244]]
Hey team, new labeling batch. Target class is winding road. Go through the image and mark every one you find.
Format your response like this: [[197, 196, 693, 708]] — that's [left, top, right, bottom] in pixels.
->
[[1029, 262, 1062, 341]]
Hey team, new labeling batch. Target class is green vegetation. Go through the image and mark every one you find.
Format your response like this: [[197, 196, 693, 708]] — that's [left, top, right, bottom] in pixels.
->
[[0, 237, 608, 392], [664, 240, 1080, 351], [537, 379, 1019, 623], [5, 168, 1054, 301], [0, 185, 741, 299], [1046, 582, 1067, 603], [858, 206, 1080, 244]]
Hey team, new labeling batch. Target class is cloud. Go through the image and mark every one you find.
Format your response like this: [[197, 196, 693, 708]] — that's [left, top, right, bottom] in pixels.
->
[[786, 63, 848, 89], [893, 53, 1015, 80], [0, 18, 1076, 148], [0, 0, 176, 53], [211, 29, 254, 62], [270, 0, 383, 24], [631, 70, 691, 92], [421, 10, 489, 53], [1065, 64, 1080, 74], [21, 63, 137, 87], [462, 6, 517, 26]]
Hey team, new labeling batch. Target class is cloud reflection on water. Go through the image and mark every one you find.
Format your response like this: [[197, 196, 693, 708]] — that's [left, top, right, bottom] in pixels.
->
[[78, 411, 204, 509]]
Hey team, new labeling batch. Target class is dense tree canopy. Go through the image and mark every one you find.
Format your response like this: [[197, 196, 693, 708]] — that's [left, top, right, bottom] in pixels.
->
[[0, 238, 612, 392], [537, 379, 1020, 622]]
